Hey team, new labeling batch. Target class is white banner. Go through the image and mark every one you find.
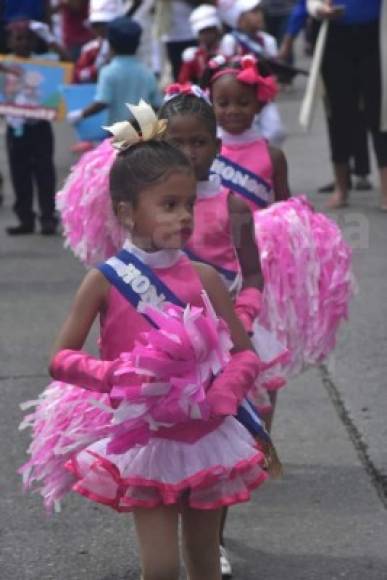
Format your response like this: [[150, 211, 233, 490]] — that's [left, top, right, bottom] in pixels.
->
[[299, 19, 329, 130]]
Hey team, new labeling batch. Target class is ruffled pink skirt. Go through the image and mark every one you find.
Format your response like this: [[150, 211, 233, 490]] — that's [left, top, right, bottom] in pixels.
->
[[66, 416, 268, 512]]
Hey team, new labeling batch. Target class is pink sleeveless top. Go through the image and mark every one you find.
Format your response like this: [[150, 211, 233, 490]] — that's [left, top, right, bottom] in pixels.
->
[[99, 241, 223, 442], [216, 127, 274, 213], [100, 245, 204, 360], [186, 179, 241, 293]]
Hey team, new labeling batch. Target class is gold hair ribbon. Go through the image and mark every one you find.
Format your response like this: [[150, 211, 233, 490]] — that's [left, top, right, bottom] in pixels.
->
[[104, 99, 168, 151]]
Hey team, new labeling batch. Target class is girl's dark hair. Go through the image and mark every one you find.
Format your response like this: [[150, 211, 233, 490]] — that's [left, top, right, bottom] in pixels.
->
[[201, 57, 272, 92], [159, 93, 217, 138], [109, 140, 192, 208]]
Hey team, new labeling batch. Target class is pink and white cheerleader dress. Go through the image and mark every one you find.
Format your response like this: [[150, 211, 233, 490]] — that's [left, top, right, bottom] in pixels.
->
[[19, 244, 268, 512]]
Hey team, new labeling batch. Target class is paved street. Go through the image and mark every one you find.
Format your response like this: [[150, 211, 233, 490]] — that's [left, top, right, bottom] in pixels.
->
[[0, 75, 386, 579]]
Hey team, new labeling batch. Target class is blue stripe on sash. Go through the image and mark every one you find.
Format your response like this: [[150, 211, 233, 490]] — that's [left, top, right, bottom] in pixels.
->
[[211, 155, 271, 209], [237, 398, 270, 442], [232, 30, 265, 58], [184, 248, 238, 282]]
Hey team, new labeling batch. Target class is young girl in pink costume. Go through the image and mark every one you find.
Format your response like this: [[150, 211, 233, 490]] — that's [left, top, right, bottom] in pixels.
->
[[20, 103, 268, 580], [203, 53, 289, 209]]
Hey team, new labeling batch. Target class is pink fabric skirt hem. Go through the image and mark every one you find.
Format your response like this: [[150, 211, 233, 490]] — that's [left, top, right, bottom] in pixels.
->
[[67, 453, 268, 512], [64, 416, 268, 512]]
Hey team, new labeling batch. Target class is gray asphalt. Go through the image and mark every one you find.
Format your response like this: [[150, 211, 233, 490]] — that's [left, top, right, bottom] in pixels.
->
[[0, 75, 386, 580]]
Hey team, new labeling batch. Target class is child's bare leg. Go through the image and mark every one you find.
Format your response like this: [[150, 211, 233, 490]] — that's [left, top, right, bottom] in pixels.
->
[[181, 503, 222, 580], [133, 505, 180, 580], [327, 162, 350, 208], [219, 506, 228, 545], [220, 390, 278, 550], [265, 390, 278, 433]]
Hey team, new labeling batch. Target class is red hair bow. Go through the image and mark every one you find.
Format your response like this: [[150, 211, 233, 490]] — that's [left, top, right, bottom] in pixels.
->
[[237, 57, 278, 103], [164, 83, 211, 104], [165, 82, 194, 96]]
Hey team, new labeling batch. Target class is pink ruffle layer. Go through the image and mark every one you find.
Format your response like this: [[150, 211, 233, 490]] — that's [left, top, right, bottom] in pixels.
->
[[66, 416, 268, 511]]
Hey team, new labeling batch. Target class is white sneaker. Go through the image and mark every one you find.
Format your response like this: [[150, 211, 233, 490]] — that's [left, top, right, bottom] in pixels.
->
[[220, 545, 233, 578]]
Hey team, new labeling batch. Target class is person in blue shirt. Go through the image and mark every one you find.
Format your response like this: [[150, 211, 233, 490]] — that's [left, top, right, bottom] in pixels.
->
[[3, 0, 50, 23], [307, 0, 387, 210], [68, 16, 162, 126]]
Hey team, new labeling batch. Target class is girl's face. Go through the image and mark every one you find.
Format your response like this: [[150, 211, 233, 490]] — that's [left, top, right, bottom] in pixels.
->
[[91, 22, 107, 38], [238, 7, 265, 35], [118, 169, 196, 251], [198, 26, 221, 51], [212, 74, 261, 134], [165, 114, 220, 181]]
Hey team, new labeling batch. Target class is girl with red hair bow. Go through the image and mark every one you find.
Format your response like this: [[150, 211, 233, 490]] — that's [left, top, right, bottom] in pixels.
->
[[202, 54, 290, 207]]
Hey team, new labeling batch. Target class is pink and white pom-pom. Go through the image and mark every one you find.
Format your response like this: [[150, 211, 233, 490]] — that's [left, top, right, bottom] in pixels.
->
[[18, 383, 111, 512], [254, 196, 354, 376], [105, 294, 233, 454], [56, 138, 126, 266]]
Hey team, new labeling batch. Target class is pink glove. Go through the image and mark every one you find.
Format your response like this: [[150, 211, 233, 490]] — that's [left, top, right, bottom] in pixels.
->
[[207, 350, 261, 416], [234, 287, 262, 333], [49, 349, 123, 393]]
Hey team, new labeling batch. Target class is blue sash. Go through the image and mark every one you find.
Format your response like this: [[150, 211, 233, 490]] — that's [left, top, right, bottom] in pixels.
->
[[211, 155, 271, 209], [232, 30, 308, 80], [97, 248, 184, 328], [98, 248, 269, 441], [238, 399, 270, 443], [232, 30, 265, 58], [184, 248, 238, 283]]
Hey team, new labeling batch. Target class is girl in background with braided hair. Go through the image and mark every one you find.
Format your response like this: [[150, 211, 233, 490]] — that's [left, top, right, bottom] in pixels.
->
[[159, 84, 288, 428]]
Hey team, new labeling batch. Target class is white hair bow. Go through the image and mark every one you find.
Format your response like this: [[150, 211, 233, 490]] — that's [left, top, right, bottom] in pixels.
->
[[104, 100, 168, 151]]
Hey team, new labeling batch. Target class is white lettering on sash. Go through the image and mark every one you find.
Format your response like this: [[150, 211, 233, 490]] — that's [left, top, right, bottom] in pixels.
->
[[122, 263, 140, 283], [138, 286, 165, 311], [234, 171, 249, 189], [108, 257, 166, 310], [132, 276, 150, 294], [223, 166, 234, 181], [211, 158, 271, 202]]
